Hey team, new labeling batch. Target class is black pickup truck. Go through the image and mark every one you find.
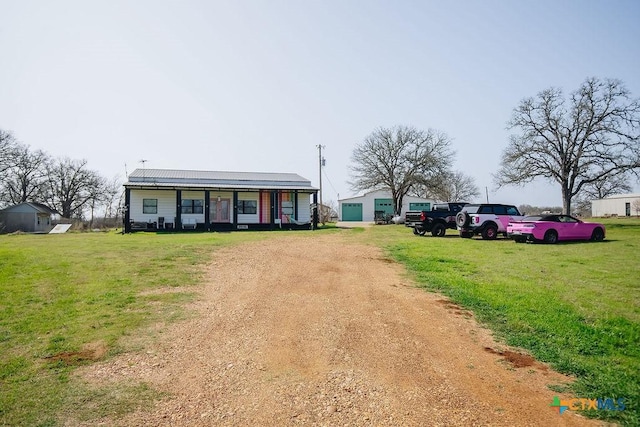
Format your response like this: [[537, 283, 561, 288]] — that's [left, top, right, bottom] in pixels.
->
[[406, 202, 468, 237]]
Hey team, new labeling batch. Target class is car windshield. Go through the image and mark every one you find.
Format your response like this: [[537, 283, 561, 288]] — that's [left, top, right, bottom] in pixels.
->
[[522, 216, 543, 221]]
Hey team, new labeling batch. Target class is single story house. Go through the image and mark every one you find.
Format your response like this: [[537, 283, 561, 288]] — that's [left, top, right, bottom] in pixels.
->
[[591, 193, 640, 217], [123, 169, 318, 232], [0, 202, 59, 234], [339, 190, 436, 221]]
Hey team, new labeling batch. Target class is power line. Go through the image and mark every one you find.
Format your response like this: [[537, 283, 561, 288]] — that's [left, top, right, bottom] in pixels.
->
[[322, 167, 339, 199]]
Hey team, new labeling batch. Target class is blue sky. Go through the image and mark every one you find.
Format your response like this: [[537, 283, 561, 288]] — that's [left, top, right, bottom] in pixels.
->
[[1, 1, 639, 207]]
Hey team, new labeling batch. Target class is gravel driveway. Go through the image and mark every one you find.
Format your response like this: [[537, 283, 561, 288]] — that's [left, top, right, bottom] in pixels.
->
[[81, 233, 601, 426]]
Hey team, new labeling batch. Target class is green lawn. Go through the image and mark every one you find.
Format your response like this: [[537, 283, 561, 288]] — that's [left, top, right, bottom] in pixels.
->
[[0, 230, 266, 426], [362, 218, 639, 425], [1, 221, 638, 425]]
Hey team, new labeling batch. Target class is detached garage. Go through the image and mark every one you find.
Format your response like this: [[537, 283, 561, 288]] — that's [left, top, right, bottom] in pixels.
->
[[338, 190, 435, 222]]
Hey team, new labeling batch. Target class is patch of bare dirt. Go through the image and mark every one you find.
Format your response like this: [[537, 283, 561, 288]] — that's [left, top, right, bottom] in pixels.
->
[[76, 233, 603, 426], [45, 340, 108, 365]]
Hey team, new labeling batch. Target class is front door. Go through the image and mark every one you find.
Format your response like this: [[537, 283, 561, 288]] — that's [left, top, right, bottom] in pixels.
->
[[211, 199, 230, 222]]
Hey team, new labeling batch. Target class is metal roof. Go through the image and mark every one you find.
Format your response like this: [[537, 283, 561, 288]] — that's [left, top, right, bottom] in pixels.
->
[[0, 202, 58, 215], [125, 169, 317, 191], [600, 193, 640, 199]]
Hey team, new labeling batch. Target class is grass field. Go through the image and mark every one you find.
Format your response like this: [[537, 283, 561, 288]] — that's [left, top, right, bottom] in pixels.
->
[[0, 230, 267, 426], [0, 220, 638, 425], [364, 218, 639, 425]]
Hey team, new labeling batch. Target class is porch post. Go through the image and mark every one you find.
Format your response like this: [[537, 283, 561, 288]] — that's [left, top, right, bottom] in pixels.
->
[[313, 192, 318, 230], [270, 191, 276, 230], [204, 190, 210, 231], [124, 187, 131, 233], [233, 191, 238, 226], [176, 190, 182, 230]]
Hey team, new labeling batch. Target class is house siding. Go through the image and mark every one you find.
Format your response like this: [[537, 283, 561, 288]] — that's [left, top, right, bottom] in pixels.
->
[[297, 193, 311, 223], [237, 191, 260, 224], [130, 189, 177, 225]]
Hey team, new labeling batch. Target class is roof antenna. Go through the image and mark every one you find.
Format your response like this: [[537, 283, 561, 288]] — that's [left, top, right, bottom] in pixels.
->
[[140, 159, 147, 181]]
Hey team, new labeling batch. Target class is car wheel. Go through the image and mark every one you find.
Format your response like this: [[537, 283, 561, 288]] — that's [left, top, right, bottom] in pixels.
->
[[513, 237, 525, 243], [591, 227, 604, 241], [431, 223, 446, 237], [459, 231, 473, 238], [456, 212, 470, 227], [481, 224, 498, 240], [413, 227, 419, 235], [543, 230, 558, 244]]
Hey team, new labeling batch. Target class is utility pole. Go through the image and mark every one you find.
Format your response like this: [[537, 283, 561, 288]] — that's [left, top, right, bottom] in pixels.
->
[[485, 186, 489, 203], [316, 145, 325, 223]]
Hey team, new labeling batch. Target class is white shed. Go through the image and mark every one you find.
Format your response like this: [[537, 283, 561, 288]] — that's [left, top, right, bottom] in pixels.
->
[[591, 193, 640, 217], [339, 190, 435, 222]]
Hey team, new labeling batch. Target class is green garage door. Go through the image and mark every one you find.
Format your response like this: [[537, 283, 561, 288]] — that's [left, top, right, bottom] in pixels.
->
[[342, 203, 363, 221], [374, 198, 394, 215], [410, 202, 431, 211]]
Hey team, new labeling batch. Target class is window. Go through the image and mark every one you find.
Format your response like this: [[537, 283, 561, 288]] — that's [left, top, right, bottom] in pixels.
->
[[143, 199, 158, 214], [506, 206, 520, 215], [181, 199, 203, 214], [493, 206, 507, 215], [238, 200, 257, 214]]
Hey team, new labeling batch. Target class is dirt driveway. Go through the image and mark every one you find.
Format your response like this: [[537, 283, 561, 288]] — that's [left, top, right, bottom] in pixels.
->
[[82, 232, 602, 426]]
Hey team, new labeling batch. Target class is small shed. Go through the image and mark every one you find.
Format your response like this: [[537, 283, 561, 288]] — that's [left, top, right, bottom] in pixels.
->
[[338, 190, 435, 222], [591, 193, 640, 217], [0, 202, 59, 234]]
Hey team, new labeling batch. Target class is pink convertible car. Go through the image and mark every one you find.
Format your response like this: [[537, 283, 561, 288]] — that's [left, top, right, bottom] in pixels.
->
[[507, 214, 605, 244]]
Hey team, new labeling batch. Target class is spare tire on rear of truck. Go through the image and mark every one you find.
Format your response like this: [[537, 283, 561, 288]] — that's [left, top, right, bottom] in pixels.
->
[[456, 211, 470, 227]]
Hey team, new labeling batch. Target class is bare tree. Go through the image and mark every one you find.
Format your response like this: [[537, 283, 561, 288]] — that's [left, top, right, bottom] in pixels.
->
[[496, 77, 640, 214], [633, 199, 640, 217], [573, 172, 633, 217], [581, 172, 633, 201], [319, 199, 338, 223], [42, 157, 104, 219], [350, 125, 453, 215], [0, 144, 50, 205], [85, 175, 123, 228], [413, 170, 479, 202], [101, 176, 124, 221], [0, 129, 19, 176], [87, 174, 107, 228]]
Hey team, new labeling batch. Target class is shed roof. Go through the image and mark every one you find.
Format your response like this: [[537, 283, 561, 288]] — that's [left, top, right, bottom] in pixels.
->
[[0, 202, 58, 215], [124, 169, 317, 191]]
